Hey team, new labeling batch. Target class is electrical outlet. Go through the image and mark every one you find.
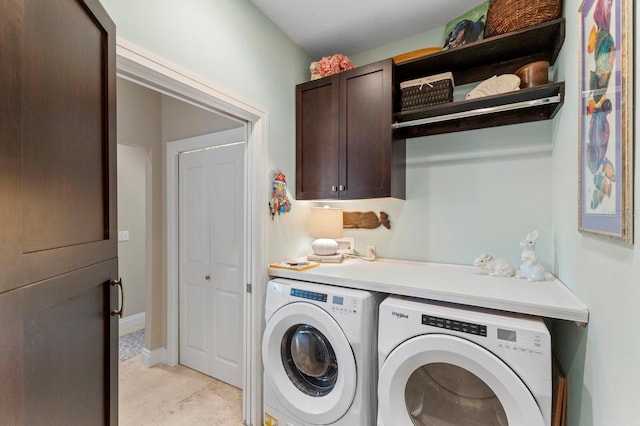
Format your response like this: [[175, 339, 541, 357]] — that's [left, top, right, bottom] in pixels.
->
[[366, 245, 376, 258]]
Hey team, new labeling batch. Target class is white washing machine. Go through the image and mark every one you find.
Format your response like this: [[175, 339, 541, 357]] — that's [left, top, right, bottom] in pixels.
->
[[378, 295, 551, 426], [262, 278, 382, 426]]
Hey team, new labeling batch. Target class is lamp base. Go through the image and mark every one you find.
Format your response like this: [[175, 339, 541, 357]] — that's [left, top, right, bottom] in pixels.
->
[[311, 238, 338, 256]]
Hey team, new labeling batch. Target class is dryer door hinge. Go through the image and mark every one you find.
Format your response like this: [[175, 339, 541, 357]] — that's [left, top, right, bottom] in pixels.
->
[[246, 283, 252, 293]]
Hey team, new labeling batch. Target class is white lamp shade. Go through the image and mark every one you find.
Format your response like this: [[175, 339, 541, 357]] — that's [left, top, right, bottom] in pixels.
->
[[309, 207, 343, 239], [309, 207, 343, 256]]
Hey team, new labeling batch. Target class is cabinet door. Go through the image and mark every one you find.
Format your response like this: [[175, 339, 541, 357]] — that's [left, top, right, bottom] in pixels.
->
[[339, 60, 394, 199], [0, 0, 118, 423], [296, 75, 340, 200]]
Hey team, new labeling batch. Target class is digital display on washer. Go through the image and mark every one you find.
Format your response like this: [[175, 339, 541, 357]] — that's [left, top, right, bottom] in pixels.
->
[[497, 328, 517, 342], [290, 288, 327, 302], [422, 314, 487, 337], [332, 296, 344, 305]]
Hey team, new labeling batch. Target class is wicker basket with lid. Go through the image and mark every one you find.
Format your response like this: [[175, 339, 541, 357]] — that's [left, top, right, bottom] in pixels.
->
[[485, 0, 562, 37]]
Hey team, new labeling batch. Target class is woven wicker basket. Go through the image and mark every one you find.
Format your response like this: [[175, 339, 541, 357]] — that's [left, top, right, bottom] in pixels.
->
[[400, 72, 454, 111], [486, 0, 562, 37]]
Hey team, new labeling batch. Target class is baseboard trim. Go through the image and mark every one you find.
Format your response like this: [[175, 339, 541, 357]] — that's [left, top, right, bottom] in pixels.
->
[[119, 312, 145, 334], [141, 347, 167, 367]]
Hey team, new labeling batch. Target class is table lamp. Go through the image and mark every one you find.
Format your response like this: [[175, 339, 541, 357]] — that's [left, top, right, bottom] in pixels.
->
[[308, 207, 343, 256]]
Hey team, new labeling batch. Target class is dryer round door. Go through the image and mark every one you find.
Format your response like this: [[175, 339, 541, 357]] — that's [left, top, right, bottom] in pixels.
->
[[378, 334, 545, 426], [262, 302, 357, 424]]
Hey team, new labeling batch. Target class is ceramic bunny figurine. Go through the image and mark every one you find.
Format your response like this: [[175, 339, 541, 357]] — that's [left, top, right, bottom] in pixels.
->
[[517, 230, 546, 281], [473, 253, 515, 277]]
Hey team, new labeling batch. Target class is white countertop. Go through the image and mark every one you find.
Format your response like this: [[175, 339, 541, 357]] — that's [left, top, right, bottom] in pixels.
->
[[268, 257, 589, 324]]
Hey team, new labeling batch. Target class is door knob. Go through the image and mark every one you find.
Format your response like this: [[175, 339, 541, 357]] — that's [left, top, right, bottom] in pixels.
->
[[205, 275, 211, 280]]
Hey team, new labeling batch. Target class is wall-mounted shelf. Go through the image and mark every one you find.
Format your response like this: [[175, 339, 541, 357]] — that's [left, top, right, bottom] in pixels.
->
[[393, 18, 566, 139], [395, 18, 565, 86], [392, 82, 564, 139]]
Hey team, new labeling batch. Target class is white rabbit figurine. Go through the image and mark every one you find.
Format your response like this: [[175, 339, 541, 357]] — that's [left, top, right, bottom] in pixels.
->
[[517, 230, 546, 281], [473, 253, 515, 277]]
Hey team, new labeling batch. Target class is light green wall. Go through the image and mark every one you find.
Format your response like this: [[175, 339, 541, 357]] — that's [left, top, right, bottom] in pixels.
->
[[99, 0, 313, 263], [548, 5, 640, 425], [351, 26, 445, 67], [328, 23, 555, 269]]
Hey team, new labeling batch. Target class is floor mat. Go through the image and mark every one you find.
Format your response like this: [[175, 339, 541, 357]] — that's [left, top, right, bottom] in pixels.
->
[[119, 328, 145, 362]]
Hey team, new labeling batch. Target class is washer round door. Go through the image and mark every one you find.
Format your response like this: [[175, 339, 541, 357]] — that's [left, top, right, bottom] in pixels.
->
[[263, 302, 357, 424], [378, 334, 545, 426]]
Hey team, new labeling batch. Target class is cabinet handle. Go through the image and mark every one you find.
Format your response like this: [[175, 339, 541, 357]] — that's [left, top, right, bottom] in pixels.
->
[[331, 185, 338, 192], [339, 184, 345, 191], [111, 278, 124, 318]]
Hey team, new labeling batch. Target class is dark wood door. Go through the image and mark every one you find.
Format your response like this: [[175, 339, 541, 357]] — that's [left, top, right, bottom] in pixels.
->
[[296, 75, 340, 200], [0, 0, 118, 424], [339, 60, 396, 199]]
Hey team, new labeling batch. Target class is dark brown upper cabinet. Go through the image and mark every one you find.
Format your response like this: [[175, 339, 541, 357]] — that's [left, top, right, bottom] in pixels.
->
[[296, 59, 406, 200]]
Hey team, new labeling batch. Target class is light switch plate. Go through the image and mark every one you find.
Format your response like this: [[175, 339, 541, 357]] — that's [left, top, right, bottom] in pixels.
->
[[118, 230, 130, 242]]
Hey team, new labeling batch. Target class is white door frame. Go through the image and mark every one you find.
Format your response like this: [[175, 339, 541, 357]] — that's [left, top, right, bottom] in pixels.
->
[[116, 37, 268, 426]]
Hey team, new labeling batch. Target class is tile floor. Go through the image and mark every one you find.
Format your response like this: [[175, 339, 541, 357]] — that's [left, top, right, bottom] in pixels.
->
[[119, 328, 145, 362], [119, 355, 243, 425]]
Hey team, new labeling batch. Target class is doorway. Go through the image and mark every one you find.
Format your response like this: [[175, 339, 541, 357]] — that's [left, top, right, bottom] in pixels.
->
[[177, 129, 246, 388], [116, 38, 268, 425]]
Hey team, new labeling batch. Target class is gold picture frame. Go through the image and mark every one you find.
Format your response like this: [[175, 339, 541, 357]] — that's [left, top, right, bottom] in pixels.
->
[[578, 0, 634, 244]]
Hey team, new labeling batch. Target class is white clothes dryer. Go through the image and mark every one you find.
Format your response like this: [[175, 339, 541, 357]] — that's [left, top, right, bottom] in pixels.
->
[[263, 278, 382, 426], [378, 295, 552, 426]]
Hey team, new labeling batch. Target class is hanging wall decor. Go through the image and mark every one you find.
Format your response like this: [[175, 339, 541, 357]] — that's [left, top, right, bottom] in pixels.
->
[[343, 211, 391, 229], [269, 171, 291, 220], [578, 0, 633, 244]]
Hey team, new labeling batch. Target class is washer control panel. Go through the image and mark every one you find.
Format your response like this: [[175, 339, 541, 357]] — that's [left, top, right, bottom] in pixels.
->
[[422, 314, 487, 337], [290, 288, 358, 314], [290, 288, 327, 302]]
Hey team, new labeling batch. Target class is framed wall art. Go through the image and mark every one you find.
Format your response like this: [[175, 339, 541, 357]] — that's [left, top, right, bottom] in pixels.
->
[[442, 1, 490, 50], [578, 0, 634, 244]]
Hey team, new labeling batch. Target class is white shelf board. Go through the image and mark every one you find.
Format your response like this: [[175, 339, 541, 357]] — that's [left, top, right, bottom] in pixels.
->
[[268, 257, 588, 324]]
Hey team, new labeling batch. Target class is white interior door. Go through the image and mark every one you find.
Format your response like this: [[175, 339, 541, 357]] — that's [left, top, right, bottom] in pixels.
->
[[178, 130, 245, 388]]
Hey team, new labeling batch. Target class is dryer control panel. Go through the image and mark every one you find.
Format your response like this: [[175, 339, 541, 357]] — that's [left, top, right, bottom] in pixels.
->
[[418, 313, 546, 358], [497, 328, 545, 356], [422, 314, 487, 337]]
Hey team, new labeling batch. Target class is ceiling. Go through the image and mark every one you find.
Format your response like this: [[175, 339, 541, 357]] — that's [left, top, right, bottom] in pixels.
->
[[249, 0, 488, 59]]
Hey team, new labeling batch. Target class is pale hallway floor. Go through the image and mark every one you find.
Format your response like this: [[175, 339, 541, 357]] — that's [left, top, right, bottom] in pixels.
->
[[119, 355, 243, 425]]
